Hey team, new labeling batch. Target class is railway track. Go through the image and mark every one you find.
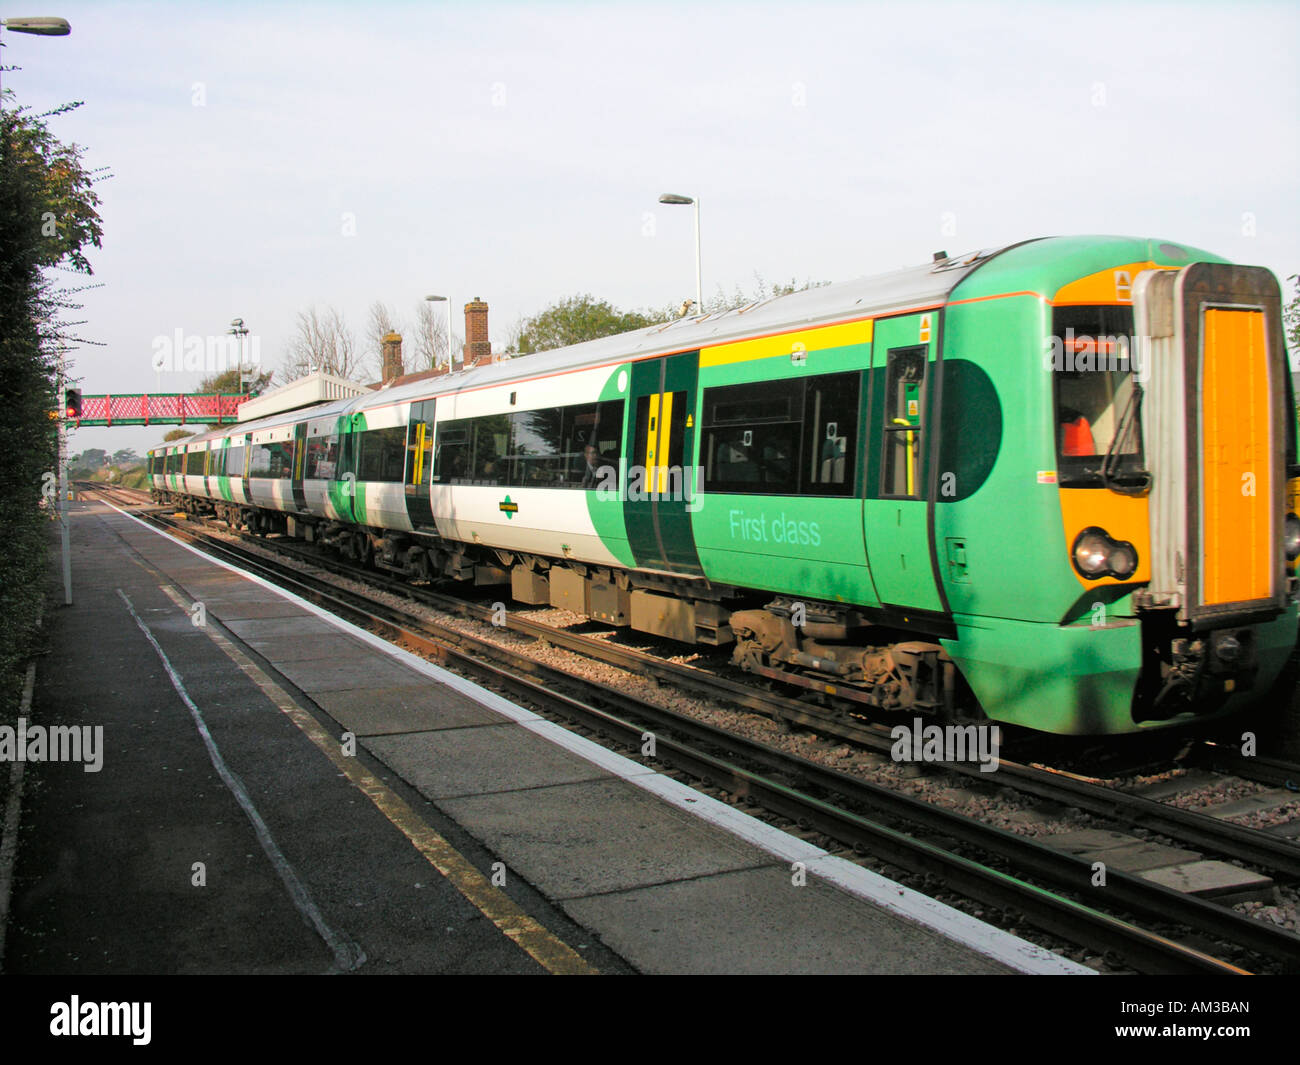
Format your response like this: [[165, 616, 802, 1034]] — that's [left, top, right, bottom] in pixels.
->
[[82, 483, 1300, 973]]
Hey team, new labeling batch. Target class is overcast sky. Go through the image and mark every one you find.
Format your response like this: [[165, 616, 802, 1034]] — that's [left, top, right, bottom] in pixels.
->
[[8, 0, 1298, 456]]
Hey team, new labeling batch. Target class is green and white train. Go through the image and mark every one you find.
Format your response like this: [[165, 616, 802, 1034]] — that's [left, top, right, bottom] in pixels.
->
[[149, 236, 1300, 735]]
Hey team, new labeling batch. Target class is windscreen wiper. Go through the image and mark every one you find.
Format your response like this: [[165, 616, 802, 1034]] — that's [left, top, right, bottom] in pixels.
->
[[1099, 383, 1150, 496]]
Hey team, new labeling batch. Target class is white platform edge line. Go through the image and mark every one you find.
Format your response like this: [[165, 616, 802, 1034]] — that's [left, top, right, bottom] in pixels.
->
[[104, 501, 1093, 976]]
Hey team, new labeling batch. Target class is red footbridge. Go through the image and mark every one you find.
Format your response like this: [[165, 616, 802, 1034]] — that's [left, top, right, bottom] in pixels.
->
[[67, 393, 250, 427]]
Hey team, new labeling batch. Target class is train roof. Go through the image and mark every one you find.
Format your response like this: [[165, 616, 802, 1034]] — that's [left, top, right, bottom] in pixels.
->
[[356, 242, 1018, 412], [150, 394, 358, 449], [151, 242, 1009, 451], [150, 234, 1230, 451]]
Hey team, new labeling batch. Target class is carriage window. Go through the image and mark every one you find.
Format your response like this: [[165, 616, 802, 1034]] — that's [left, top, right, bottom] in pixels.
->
[[706, 424, 798, 494], [572, 400, 623, 487], [225, 443, 247, 478], [702, 381, 800, 495], [305, 435, 340, 480], [433, 424, 470, 484], [509, 407, 565, 485], [471, 415, 510, 484], [249, 441, 295, 479], [803, 372, 858, 495], [704, 372, 861, 497], [273, 442, 294, 479], [434, 400, 623, 488], [355, 426, 407, 483], [881, 347, 926, 498]]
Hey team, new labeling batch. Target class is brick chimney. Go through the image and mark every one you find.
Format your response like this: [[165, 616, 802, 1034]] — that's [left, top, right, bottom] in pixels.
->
[[463, 298, 491, 366], [381, 331, 403, 382]]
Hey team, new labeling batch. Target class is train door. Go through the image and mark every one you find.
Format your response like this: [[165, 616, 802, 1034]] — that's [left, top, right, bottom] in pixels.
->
[[330, 414, 361, 525], [238, 432, 252, 505], [202, 443, 213, 499], [291, 422, 308, 513], [623, 351, 703, 574], [863, 312, 945, 615], [404, 399, 437, 530]]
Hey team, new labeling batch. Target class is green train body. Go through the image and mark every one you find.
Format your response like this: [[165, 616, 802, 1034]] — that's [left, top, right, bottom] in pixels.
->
[[149, 236, 1300, 735]]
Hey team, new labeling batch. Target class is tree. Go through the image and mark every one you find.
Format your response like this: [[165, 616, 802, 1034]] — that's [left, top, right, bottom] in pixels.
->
[[650, 274, 830, 320], [163, 428, 194, 442], [507, 279, 831, 358], [366, 300, 402, 372], [278, 305, 362, 383], [194, 366, 274, 430], [0, 97, 104, 720], [112, 448, 140, 467], [513, 295, 661, 355], [196, 366, 274, 397]]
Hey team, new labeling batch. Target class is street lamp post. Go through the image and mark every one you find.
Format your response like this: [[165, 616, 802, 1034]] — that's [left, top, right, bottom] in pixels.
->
[[229, 317, 249, 393], [658, 193, 702, 314], [57, 346, 71, 604], [426, 294, 452, 371]]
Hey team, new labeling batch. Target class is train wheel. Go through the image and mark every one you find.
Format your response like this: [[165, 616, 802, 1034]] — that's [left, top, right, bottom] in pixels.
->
[[410, 550, 431, 581], [353, 532, 373, 568]]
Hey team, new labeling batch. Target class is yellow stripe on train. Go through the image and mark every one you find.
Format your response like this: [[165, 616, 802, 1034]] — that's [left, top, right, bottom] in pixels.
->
[[700, 319, 873, 368]]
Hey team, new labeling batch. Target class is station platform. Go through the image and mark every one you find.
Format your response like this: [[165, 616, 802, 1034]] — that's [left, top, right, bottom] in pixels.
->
[[1, 498, 1091, 975]]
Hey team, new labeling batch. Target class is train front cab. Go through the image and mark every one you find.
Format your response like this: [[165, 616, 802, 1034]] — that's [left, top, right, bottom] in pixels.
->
[[951, 257, 1299, 735], [935, 248, 1300, 738]]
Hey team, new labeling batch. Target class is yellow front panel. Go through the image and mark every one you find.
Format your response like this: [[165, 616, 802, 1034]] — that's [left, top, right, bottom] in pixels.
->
[[1201, 308, 1271, 604], [1060, 487, 1151, 589], [1052, 261, 1175, 305]]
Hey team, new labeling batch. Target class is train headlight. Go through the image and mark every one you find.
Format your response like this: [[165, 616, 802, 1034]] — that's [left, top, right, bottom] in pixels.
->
[[1071, 527, 1139, 581], [1108, 541, 1138, 579], [1073, 530, 1112, 577], [1285, 513, 1300, 561]]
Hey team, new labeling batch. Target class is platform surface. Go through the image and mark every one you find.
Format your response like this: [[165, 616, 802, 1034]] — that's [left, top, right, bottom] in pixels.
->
[[0, 500, 1090, 975]]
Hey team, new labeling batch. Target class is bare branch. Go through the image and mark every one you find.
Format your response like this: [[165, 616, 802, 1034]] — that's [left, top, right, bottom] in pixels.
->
[[278, 305, 360, 383]]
